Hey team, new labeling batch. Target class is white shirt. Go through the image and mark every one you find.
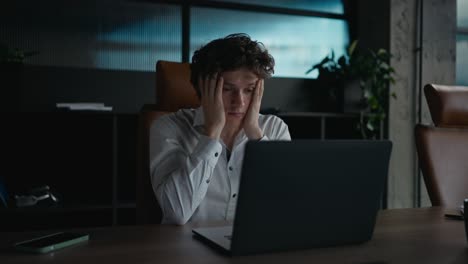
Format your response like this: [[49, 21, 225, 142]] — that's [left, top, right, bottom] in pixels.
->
[[149, 107, 291, 225]]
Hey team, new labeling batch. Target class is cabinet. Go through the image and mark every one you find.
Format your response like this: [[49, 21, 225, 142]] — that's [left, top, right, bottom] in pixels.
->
[[0, 112, 137, 231]]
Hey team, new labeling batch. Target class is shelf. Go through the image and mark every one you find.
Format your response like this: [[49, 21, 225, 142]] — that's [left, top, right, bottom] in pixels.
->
[[1, 204, 112, 213], [278, 112, 359, 118], [117, 202, 136, 209], [277, 111, 383, 140]]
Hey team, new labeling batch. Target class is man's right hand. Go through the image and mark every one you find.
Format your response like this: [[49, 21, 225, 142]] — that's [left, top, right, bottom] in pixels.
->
[[199, 74, 225, 139]]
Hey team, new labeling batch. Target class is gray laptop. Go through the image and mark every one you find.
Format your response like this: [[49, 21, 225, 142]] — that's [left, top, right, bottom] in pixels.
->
[[192, 140, 392, 256]]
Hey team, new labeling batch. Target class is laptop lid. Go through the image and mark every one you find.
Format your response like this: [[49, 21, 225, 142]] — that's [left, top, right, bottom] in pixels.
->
[[227, 139, 392, 255]]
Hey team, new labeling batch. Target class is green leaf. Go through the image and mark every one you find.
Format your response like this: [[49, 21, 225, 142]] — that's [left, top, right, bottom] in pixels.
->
[[363, 89, 372, 98], [337, 56, 347, 68], [377, 49, 385, 54], [348, 40, 358, 56]]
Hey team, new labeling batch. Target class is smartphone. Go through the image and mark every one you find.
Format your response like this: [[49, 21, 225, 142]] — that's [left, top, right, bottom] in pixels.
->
[[14, 232, 89, 254]]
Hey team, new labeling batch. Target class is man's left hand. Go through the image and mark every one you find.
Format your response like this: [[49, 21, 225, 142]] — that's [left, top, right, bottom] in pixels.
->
[[243, 79, 264, 140]]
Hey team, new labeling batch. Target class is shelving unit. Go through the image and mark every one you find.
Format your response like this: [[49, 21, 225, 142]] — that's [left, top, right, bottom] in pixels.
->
[[280, 112, 357, 140], [0, 112, 138, 231], [278, 112, 385, 140]]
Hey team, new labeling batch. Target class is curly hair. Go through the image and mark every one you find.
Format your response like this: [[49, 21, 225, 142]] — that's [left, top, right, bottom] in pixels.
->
[[190, 33, 275, 97]]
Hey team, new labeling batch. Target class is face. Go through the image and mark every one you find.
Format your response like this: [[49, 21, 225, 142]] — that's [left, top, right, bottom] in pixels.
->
[[220, 68, 259, 124]]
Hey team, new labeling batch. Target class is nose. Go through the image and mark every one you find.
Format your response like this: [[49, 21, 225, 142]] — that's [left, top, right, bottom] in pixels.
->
[[231, 90, 245, 106]]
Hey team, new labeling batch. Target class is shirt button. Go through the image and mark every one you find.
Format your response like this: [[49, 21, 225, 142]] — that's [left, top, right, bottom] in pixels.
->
[[232, 193, 237, 198], [206, 179, 210, 183], [229, 166, 233, 171], [214, 152, 219, 157]]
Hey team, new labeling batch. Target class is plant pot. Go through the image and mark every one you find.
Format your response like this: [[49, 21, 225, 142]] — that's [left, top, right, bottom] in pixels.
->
[[343, 79, 362, 113], [310, 78, 341, 113]]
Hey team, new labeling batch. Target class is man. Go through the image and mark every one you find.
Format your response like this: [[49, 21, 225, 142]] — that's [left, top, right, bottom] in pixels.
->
[[150, 33, 291, 225]]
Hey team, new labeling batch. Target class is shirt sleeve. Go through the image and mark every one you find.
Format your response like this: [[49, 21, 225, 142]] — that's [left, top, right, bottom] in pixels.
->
[[149, 116, 223, 225], [260, 115, 291, 141]]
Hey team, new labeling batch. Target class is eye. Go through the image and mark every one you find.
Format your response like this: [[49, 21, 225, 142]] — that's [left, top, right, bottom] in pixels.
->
[[223, 87, 232, 91]]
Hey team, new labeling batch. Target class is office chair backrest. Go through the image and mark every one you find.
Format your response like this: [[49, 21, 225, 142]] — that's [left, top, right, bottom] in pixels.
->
[[136, 60, 200, 224], [415, 84, 468, 208], [155, 60, 200, 111]]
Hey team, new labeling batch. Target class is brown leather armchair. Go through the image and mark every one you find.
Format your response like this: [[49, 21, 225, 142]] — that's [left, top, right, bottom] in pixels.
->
[[136, 60, 200, 224], [415, 84, 468, 208]]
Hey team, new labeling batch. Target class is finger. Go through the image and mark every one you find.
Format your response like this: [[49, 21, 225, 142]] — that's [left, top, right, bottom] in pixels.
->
[[215, 76, 224, 102], [251, 79, 262, 107], [204, 75, 211, 99], [198, 76, 205, 98], [247, 85, 257, 112], [257, 79, 264, 102], [209, 73, 218, 100]]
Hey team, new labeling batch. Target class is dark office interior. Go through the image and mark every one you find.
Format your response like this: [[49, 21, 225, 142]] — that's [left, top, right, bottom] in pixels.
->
[[0, 0, 394, 229], [0, 0, 468, 263], [0, 1, 467, 261]]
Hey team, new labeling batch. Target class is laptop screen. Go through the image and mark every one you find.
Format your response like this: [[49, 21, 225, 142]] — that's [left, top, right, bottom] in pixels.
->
[[228, 140, 392, 255]]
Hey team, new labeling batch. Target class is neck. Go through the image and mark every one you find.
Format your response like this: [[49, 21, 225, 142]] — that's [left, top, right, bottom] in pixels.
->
[[221, 123, 242, 149]]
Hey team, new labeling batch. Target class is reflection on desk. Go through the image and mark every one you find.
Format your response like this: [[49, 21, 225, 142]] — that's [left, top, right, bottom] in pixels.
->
[[0, 207, 467, 264]]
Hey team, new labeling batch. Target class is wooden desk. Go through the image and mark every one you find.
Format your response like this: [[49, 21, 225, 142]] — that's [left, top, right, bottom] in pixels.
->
[[0, 207, 467, 263]]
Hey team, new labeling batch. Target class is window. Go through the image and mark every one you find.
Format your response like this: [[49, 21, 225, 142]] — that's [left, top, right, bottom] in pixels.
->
[[0, 2, 181, 71], [190, 7, 349, 78], [1, 1, 349, 76], [95, 3, 181, 71], [457, 0, 468, 85], [212, 0, 344, 14]]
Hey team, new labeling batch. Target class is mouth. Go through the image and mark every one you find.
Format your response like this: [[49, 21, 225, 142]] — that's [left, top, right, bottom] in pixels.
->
[[227, 112, 244, 118]]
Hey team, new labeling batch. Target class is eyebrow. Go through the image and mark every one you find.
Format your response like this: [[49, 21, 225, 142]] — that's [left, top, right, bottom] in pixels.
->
[[223, 81, 257, 86]]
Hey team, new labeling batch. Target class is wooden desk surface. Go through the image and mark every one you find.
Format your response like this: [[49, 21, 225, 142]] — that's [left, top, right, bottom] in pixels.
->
[[0, 207, 467, 264]]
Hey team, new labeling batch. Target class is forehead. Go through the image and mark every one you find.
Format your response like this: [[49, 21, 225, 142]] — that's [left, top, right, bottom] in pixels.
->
[[221, 68, 258, 84]]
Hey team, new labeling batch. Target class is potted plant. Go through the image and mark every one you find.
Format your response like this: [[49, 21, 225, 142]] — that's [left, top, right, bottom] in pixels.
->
[[306, 40, 396, 139], [0, 43, 38, 112]]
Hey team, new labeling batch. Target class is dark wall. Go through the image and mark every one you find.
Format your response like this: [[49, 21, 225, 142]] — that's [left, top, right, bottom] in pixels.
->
[[356, 0, 390, 52], [17, 65, 325, 113], [19, 65, 155, 113]]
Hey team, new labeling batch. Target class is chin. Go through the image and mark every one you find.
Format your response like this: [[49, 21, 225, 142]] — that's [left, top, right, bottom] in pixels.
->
[[225, 114, 244, 124]]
